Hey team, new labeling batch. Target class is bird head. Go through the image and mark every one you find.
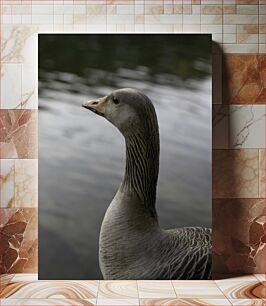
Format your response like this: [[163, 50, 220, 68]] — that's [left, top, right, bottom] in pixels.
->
[[82, 88, 158, 137]]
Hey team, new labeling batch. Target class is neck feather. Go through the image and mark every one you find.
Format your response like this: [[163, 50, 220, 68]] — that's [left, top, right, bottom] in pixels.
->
[[121, 128, 159, 219]]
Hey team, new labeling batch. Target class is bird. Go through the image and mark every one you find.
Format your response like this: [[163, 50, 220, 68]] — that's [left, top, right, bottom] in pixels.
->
[[82, 88, 211, 280]]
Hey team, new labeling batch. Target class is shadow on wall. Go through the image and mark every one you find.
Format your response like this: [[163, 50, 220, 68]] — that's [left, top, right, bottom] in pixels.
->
[[212, 42, 266, 279]]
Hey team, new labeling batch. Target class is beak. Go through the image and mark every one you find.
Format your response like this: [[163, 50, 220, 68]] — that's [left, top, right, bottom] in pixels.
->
[[82, 96, 107, 117]]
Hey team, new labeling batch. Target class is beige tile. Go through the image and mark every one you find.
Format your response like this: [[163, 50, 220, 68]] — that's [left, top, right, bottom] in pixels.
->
[[137, 281, 176, 299], [223, 4, 236, 14], [223, 33, 236, 43], [172, 281, 225, 298], [201, 15, 223, 24], [1, 299, 96, 305], [222, 44, 258, 53], [140, 298, 232, 305], [237, 4, 259, 14], [229, 300, 266, 306], [96, 299, 139, 305], [1, 64, 22, 109], [237, 33, 259, 44], [98, 281, 138, 299], [237, 25, 259, 34], [144, 5, 164, 15], [201, 5, 223, 14], [1, 281, 99, 299], [11, 274, 38, 282], [223, 14, 258, 24]]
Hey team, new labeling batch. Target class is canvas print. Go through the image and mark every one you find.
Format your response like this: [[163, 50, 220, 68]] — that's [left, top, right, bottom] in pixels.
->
[[39, 34, 212, 280]]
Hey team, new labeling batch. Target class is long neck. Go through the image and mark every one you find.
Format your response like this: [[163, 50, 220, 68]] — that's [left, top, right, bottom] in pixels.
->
[[121, 128, 160, 219]]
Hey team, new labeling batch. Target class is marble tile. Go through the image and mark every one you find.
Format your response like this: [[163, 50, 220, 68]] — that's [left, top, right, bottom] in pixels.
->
[[98, 281, 138, 299], [201, 5, 223, 14], [1, 25, 38, 65], [96, 299, 139, 305], [1, 64, 22, 109], [15, 159, 37, 208], [258, 150, 265, 198], [237, 25, 259, 34], [213, 105, 229, 149], [172, 281, 225, 298], [139, 298, 232, 305], [0, 208, 38, 274], [229, 300, 266, 306], [1, 281, 99, 299], [0, 299, 97, 305], [137, 281, 176, 298], [212, 149, 259, 198], [236, 0, 259, 4], [21, 62, 38, 109], [229, 105, 265, 149], [0, 274, 15, 294], [0, 110, 37, 159], [10, 274, 38, 282], [254, 274, 266, 283], [222, 44, 259, 53], [222, 54, 264, 104], [213, 199, 266, 275], [215, 277, 265, 299], [0, 160, 15, 208]]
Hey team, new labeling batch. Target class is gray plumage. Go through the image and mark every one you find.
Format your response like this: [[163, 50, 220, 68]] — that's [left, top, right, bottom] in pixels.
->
[[83, 88, 211, 280]]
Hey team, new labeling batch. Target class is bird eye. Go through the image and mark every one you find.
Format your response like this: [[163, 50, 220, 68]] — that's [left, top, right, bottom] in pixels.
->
[[113, 97, 119, 105]]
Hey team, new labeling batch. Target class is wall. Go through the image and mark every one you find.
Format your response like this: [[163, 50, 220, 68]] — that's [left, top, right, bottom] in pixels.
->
[[0, 0, 265, 278]]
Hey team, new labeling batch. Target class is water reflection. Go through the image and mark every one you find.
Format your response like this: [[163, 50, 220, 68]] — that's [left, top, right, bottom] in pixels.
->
[[39, 35, 211, 280]]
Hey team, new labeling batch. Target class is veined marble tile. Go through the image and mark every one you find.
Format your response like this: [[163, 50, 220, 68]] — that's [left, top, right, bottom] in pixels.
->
[[212, 149, 259, 198], [0, 299, 96, 305], [139, 298, 232, 305], [98, 281, 138, 299], [1, 281, 99, 299], [1, 64, 22, 109], [229, 105, 265, 149], [1, 25, 38, 65], [230, 300, 266, 306], [0, 159, 15, 208], [222, 54, 264, 104], [213, 105, 229, 149], [0, 208, 38, 274], [0, 110, 37, 159], [213, 199, 266, 275], [21, 62, 37, 109], [0, 274, 15, 294], [15, 159, 37, 208], [137, 281, 176, 298], [215, 277, 265, 299], [172, 281, 225, 298], [254, 274, 266, 283]]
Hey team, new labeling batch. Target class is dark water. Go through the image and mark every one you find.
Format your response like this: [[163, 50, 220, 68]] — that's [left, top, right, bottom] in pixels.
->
[[38, 34, 211, 279]]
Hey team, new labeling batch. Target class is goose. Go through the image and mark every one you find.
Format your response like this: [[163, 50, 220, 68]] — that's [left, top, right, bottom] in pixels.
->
[[82, 88, 211, 280]]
